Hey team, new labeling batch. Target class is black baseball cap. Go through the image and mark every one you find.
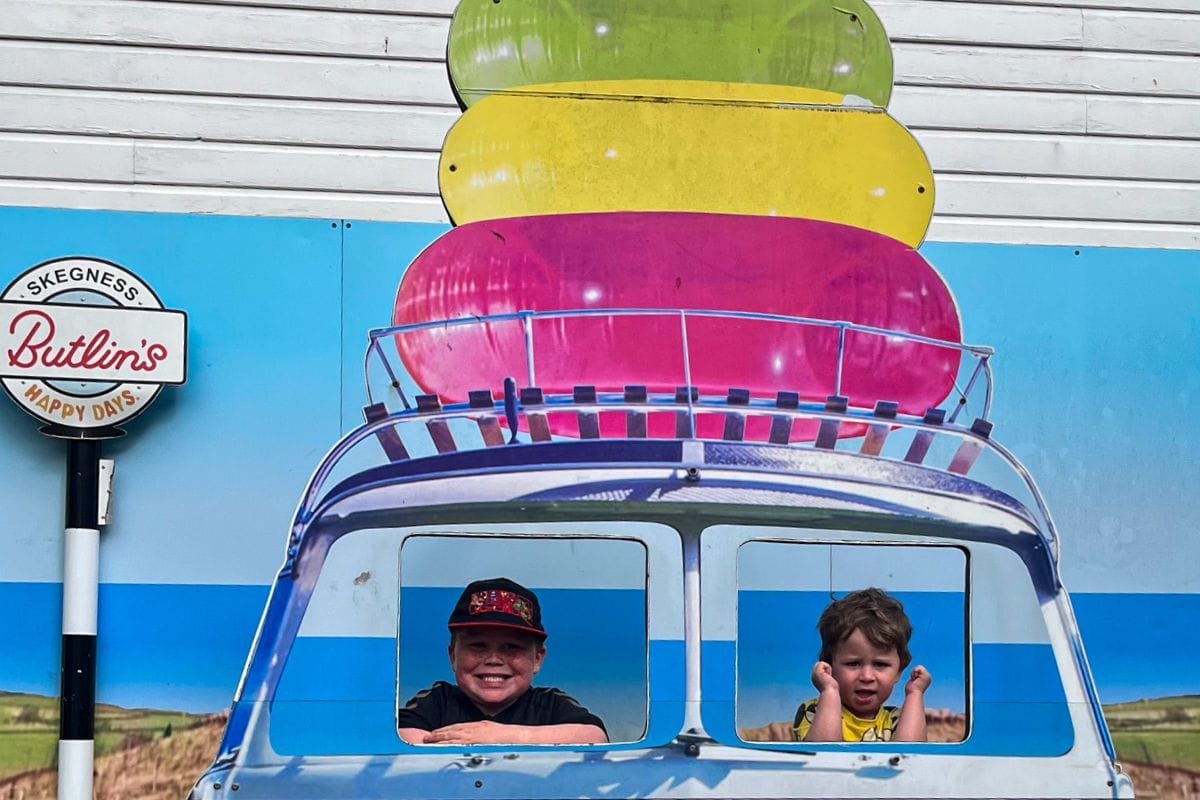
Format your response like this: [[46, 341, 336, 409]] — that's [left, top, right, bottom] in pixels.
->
[[448, 577, 547, 640]]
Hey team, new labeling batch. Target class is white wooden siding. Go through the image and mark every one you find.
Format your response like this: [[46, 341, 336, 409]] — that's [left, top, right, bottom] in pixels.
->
[[0, 0, 1197, 249]]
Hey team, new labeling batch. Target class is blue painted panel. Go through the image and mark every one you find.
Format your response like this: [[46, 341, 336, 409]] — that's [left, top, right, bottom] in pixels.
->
[[649, 639, 687, 703], [1074, 593, 1200, 703], [0, 207, 343, 586], [340, 219, 450, 432], [929, 244, 1200, 596], [270, 700, 399, 755], [276, 637, 396, 702], [702, 640, 736, 704], [643, 641, 687, 745], [0, 583, 61, 697], [971, 643, 1074, 756], [973, 643, 1067, 704], [0, 582, 266, 712]]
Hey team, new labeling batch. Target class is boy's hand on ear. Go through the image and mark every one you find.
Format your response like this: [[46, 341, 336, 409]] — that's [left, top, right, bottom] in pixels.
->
[[905, 665, 932, 695], [811, 661, 839, 694]]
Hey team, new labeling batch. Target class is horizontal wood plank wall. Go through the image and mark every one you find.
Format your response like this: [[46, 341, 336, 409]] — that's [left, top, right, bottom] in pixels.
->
[[0, 0, 1197, 248]]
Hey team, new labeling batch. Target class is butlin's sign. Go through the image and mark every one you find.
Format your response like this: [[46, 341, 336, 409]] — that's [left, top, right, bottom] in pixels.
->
[[1, 258, 187, 434]]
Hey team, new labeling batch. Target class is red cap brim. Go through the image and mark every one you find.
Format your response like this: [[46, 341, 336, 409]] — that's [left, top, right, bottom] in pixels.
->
[[449, 621, 548, 640]]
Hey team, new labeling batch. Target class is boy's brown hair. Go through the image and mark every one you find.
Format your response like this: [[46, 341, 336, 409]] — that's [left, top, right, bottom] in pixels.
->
[[817, 587, 912, 668]]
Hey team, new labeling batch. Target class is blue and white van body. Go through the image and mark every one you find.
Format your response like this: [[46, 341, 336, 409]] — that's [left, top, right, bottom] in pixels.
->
[[190, 310, 1131, 800]]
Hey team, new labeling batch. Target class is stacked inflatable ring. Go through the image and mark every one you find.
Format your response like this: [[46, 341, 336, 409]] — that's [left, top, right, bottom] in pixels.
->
[[393, 0, 962, 441]]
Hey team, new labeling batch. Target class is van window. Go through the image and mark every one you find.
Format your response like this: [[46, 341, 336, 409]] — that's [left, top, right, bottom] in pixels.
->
[[398, 534, 649, 744], [734, 541, 968, 743], [269, 521, 683, 754]]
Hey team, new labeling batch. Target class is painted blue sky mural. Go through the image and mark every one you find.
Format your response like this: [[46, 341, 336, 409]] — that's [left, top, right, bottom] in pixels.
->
[[0, 207, 1198, 721]]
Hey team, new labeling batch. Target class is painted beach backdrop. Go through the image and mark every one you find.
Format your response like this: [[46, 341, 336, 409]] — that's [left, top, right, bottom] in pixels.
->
[[1, 208, 1199, 790]]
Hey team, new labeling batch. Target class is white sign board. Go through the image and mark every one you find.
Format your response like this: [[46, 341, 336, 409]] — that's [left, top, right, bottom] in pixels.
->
[[2, 302, 186, 384], [1, 258, 187, 432]]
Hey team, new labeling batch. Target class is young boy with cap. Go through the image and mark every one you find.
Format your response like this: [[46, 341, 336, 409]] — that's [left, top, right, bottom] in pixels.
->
[[793, 587, 931, 742], [397, 577, 609, 745]]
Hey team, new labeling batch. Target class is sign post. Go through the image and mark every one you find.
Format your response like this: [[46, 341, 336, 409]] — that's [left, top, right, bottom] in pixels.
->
[[1, 257, 187, 800]]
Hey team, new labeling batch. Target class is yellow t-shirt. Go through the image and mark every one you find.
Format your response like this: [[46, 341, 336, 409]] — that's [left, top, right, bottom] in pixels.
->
[[793, 699, 901, 742]]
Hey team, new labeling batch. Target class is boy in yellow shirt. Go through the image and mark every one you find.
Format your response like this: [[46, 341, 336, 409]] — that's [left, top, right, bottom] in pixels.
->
[[794, 588, 931, 742]]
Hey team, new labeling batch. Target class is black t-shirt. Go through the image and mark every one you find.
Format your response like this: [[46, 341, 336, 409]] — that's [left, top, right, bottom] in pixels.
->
[[396, 681, 606, 735]]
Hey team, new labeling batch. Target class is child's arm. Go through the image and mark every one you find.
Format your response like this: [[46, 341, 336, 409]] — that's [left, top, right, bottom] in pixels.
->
[[802, 661, 846, 741], [398, 727, 432, 744], [417, 720, 608, 744], [892, 665, 931, 742]]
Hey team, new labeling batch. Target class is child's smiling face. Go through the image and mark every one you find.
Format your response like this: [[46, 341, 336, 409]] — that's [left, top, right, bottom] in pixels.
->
[[449, 628, 546, 716], [830, 628, 902, 718]]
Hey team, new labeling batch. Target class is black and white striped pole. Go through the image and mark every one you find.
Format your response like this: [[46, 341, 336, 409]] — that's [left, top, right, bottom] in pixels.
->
[[1, 258, 187, 800], [59, 438, 102, 800]]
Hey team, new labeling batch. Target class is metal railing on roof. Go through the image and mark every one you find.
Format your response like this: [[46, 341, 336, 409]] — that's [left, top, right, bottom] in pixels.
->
[[363, 308, 995, 422], [281, 310, 1061, 565]]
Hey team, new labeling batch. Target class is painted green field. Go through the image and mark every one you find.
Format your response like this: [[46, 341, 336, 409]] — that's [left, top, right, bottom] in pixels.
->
[[1105, 695, 1200, 771], [0, 692, 202, 778], [5, 691, 1199, 779]]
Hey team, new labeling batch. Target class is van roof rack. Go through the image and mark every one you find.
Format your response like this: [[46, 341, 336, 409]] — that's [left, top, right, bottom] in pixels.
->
[[290, 308, 1059, 564]]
